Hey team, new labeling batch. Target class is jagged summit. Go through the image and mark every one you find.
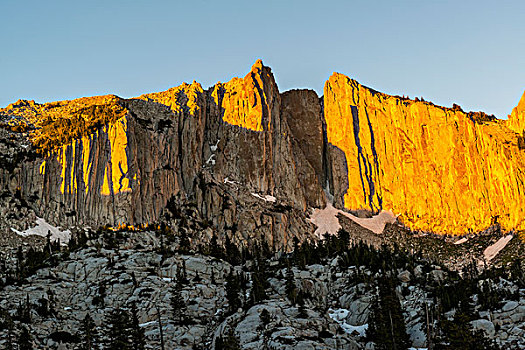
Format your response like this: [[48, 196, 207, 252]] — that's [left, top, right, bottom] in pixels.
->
[[507, 90, 525, 133], [1, 60, 525, 240]]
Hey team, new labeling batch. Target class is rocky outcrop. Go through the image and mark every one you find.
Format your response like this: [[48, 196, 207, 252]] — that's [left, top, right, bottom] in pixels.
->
[[281, 89, 326, 208], [507, 91, 525, 134], [0, 60, 327, 250], [1, 60, 525, 241], [324, 73, 525, 235]]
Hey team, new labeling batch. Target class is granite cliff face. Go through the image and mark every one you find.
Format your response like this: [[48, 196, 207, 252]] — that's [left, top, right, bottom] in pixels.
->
[[1, 60, 524, 243], [324, 74, 525, 234], [507, 91, 525, 134], [0, 61, 324, 250]]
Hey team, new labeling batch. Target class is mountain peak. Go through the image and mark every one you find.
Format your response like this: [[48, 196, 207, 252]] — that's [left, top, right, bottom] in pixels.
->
[[507, 90, 525, 133], [1, 61, 525, 238], [251, 59, 265, 72]]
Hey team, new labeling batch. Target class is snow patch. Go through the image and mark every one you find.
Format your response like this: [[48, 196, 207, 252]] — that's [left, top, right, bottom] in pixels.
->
[[454, 237, 468, 245], [328, 308, 368, 337], [309, 202, 396, 238], [139, 321, 157, 328], [11, 217, 71, 245], [483, 235, 513, 262], [210, 139, 220, 152], [328, 308, 349, 321], [224, 177, 240, 185], [251, 193, 276, 203], [206, 154, 216, 165]]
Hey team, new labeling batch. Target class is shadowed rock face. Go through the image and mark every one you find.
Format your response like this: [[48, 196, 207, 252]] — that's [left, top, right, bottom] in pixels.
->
[[1, 60, 525, 243], [0, 60, 325, 250]]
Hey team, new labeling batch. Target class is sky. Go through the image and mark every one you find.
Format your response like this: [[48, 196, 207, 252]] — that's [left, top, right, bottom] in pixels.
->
[[1, 0, 524, 118]]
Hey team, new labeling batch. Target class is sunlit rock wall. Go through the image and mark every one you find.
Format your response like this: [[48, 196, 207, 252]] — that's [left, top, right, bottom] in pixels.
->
[[324, 73, 525, 234], [507, 91, 525, 134], [2, 61, 524, 239]]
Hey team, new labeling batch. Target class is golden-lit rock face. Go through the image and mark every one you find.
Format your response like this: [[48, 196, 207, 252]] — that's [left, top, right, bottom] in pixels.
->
[[1, 95, 128, 155], [211, 59, 271, 131], [1, 95, 132, 196], [50, 116, 131, 196], [138, 81, 204, 116], [3, 61, 524, 239], [324, 73, 525, 235], [101, 117, 131, 195], [507, 91, 525, 133], [137, 59, 272, 132]]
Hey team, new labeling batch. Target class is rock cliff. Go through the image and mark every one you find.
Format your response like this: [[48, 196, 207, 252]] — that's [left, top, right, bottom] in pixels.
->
[[324, 74, 525, 234], [0, 61, 324, 250], [1, 60, 524, 242], [507, 90, 525, 133]]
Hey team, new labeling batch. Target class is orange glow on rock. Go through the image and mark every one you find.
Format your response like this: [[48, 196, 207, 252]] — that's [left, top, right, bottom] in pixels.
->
[[324, 73, 525, 235]]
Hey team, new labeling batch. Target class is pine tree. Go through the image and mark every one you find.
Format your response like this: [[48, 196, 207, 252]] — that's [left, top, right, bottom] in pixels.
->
[[285, 265, 297, 304], [248, 257, 268, 305], [297, 292, 308, 318], [80, 313, 98, 350], [215, 327, 241, 350], [16, 294, 31, 323], [435, 302, 500, 350], [178, 229, 190, 254], [250, 254, 269, 305], [249, 272, 267, 305], [225, 270, 241, 314], [17, 325, 32, 350], [4, 312, 15, 350], [367, 295, 390, 348], [130, 303, 145, 350], [211, 269, 216, 284], [259, 309, 271, 329], [209, 233, 223, 259], [176, 261, 189, 285], [366, 276, 410, 350], [170, 280, 187, 325], [225, 235, 241, 266], [92, 281, 106, 307], [105, 308, 132, 350]]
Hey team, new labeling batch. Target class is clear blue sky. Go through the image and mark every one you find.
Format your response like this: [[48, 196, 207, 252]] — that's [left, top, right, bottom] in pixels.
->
[[1, 0, 524, 118]]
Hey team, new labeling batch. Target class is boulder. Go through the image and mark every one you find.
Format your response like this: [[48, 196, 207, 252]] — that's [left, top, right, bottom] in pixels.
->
[[471, 319, 496, 338], [397, 270, 411, 283]]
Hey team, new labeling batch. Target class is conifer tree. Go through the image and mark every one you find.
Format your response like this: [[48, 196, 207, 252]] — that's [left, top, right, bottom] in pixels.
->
[[105, 308, 132, 350], [176, 261, 188, 285], [297, 295, 308, 318], [366, 276, 410, 350], [3, 311, 15, 350], [130, 303, 145, 350], [248, 257, 268, 305], [16, 294, 31, 324], [285, 265, 297, 304], [209, 233, 223, 259], [178, 229, 190, 254], [80, 313, 98, 350], [170, 280, 187, 325], [225, 235, 241, 266], [225, 270, 241, 314], [17, 325, 33, 350], [215, 328, 241, 350], [435, 301, 500, 350]]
